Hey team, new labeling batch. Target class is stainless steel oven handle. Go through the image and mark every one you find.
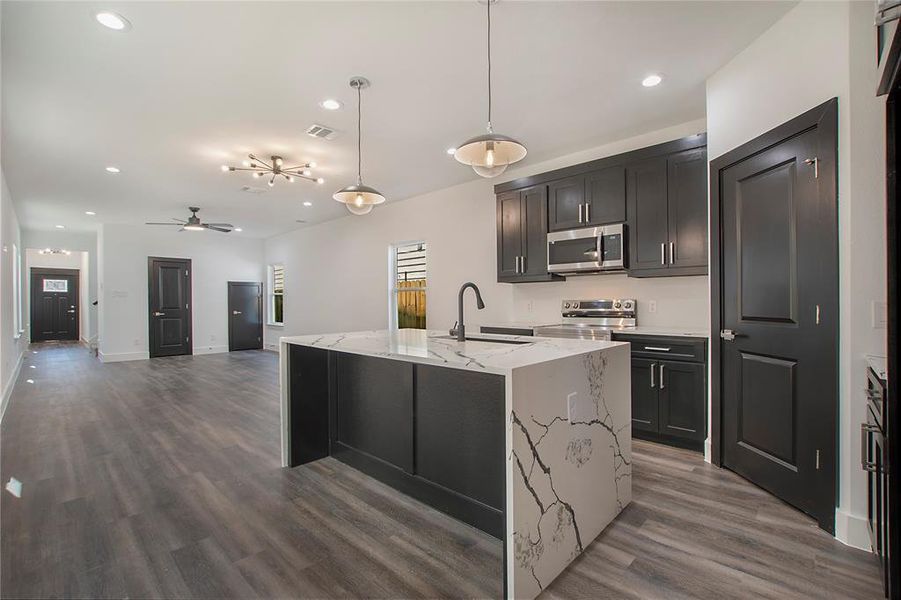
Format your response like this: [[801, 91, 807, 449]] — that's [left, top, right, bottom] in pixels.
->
[[861, 422, 880, 472]]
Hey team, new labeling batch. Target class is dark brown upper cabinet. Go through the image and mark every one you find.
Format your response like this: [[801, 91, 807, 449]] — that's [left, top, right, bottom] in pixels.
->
[[495, 133, 707, 282], [548, 167, 626, 232], [496, 184, 560, 283], [627, 147, 708, 277]]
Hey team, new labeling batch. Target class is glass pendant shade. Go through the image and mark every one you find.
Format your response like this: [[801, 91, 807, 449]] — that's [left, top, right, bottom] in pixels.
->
[[345, 202, 373, 216], [454, 133, 527, 178]]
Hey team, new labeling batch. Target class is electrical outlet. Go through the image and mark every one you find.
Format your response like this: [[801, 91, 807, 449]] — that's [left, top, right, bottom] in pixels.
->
[[648, 300, 657, 314], [873, 301, 887, 329], [133, 338, 140, 346], [210, 335, 216, 341], [526, 301, 533, 313]]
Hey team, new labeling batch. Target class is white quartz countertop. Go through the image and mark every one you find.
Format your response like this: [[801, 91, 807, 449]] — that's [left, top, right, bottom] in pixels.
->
[[280, 329, 627, 375]]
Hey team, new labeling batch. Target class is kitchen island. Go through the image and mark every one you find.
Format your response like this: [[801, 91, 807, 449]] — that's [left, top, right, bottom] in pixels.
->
[[279, 329, 631, 599]]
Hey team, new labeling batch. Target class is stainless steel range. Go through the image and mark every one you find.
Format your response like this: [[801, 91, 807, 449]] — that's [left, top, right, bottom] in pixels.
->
[[533, 298, 636, 341]]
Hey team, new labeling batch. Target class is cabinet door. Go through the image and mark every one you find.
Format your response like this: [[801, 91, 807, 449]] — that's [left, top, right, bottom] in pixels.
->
[[627, 157, 669, 273], [496, 191, 523, 281], [667, 148, 708, 270], [631, 358, 659, 433], [548, 175, 586, 232], [585, 166, 626, 225], [657, 360, 706, 442], [520, 184, 549, 276]]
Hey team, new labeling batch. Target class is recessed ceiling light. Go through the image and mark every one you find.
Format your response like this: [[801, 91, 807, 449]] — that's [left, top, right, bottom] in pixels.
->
[[95, 11, 130, 31], [55, 225, 65, 229], [642, 74, 663, 87], [316, 178, 324, 184], [85, 211, 96, 216], [319, 99, 342, 110], [234, 227, 243, 232], [303, 201, 312, 207], [105, 166, 120, 173], [446, 147, 456, 155]]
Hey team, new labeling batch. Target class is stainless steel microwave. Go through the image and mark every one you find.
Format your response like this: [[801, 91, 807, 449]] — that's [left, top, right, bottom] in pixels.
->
[[547, 224, 626, 274]]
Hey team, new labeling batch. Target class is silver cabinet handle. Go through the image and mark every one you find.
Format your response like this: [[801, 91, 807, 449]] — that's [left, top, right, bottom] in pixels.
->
[[661, 242, 666, 265], [659, 364, 665, 389], [585, 203, 591, 223], [669, 241, 675, 265], [521, 255, 526, 273], [650, 362, 656, 388], [517, 256, 522, 274], [232, 310, 242, 315], [861, 423, 880, 472], [152, 311, 165, 317], [578, 204, 584, 223], [644, 346, 671, 352]]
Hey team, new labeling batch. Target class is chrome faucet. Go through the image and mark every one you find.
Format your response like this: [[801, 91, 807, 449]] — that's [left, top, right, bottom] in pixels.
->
[[450, 282, 485, 342]]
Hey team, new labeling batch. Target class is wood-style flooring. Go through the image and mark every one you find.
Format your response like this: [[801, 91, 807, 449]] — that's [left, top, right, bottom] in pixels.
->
[[0, 342, 883, 599]]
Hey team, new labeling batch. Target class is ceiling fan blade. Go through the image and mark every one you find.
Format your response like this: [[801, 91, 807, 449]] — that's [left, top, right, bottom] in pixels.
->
[[145, 222, 181, 225], [204, 225, 232, 233], [204, 222, 233, 228]]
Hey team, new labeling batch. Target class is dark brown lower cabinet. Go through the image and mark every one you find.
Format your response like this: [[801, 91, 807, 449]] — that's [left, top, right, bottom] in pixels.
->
[[613, 333, 707, 451]]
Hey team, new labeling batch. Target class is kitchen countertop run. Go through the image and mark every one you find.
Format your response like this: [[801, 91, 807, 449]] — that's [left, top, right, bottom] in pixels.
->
[[280, 329, 626, 375]]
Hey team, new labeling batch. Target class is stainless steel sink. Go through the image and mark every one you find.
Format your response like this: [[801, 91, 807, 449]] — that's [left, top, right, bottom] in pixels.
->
[[435, 335, 532, 345]]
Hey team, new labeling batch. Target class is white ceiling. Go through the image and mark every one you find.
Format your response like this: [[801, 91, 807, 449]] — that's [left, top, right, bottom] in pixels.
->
[[1, 1, 794, 238]]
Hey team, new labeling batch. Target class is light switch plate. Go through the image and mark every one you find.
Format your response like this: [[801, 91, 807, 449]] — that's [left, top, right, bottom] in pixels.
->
[[648, 300, 657, 314]]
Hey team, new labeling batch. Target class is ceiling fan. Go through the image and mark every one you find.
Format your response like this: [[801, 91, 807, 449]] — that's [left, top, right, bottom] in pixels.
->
[[145, 207, 234, 233]]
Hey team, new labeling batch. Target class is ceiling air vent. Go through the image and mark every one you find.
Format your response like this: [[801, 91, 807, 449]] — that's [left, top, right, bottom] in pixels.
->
[[241, 185, 268, 194], [305, 124, 338, 140]]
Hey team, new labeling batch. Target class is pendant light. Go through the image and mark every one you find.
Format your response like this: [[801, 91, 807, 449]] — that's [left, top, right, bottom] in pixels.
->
[[333, 77, 385, 215], [454, 0, 526, 178]]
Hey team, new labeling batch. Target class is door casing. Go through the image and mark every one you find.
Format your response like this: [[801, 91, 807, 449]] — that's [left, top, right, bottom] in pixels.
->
[[709, 98, 839, 532]]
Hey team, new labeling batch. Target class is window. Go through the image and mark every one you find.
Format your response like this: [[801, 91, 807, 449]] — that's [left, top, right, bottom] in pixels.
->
[[12, 244, 23, 336], [390, 242, 426, 330], [43, 279, 68, 293], [268, 264, 284, 325]]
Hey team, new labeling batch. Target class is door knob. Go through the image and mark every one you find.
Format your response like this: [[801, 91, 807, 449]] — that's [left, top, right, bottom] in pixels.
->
[[720, 329, 738, 341], [232, 310, 242, 315], [152, 311, 165, 317], [67, 309, 76, 314]]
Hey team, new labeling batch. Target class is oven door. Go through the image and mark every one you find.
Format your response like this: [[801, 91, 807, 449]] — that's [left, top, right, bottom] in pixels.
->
[[547, 224, 624, 274]]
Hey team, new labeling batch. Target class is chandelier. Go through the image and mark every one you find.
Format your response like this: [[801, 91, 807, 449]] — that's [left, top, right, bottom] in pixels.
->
[[221, 154, 324, 188]]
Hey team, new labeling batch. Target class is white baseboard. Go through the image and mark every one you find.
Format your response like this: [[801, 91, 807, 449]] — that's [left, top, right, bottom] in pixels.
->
[[194, 345, 228, 356], [0, 350, 25, 424], [99, 350, 149, 363], [835, 507, 871, 551], [264, 343, 279, 352]]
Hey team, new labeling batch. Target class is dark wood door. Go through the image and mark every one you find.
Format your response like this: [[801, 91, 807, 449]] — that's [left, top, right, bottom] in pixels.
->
[[627, 157, 669, 273], [548, 175, 585, 231], [30, 268, 78, 342], [520, 184, 549, 276], [148, 257, 192, 358], [658, 360, 706, 442], [228, 281, 262, 351], [719, 125, 837, 531], [496, 191, 522, 281], [667, 148, 708, 270], [631, 357, 659, 433], [585, 166, 626, 225]]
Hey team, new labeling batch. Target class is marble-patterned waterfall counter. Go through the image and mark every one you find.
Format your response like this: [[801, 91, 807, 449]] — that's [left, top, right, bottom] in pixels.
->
[[279, 329, 631, 599]]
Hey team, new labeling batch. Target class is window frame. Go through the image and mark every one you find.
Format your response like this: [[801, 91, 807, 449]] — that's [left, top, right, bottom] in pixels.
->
[[388, 241, 427, 331], [267, 264, 285, 327]]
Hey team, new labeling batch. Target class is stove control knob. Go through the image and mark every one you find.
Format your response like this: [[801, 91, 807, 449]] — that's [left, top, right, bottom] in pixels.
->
[[573, 302, 580, 309], [623, 301, 633, 309], [614, 301, 622, 309], [564, 302, 571, 309]]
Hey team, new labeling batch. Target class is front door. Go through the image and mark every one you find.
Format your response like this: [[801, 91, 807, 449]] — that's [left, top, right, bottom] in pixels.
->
[[715, 100, 838, 532], [148, 257, 192, 358], [30, 268, 78, 342], [228, 281, 262, 351]]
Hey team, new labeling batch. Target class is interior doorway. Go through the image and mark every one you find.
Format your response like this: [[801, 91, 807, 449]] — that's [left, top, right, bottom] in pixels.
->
[[228, 281, 263, 351], [30, 268, 79, 342], [710, 98, 839, 533], [148, 257, 193, 358]]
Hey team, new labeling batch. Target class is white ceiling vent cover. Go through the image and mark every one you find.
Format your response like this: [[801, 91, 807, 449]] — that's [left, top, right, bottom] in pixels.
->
[[305, 124, 338, 140], [241, 185, 268, 194]]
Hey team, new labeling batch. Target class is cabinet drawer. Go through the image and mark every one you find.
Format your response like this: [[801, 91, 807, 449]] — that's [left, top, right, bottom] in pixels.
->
[[612, 333, 706, 362]]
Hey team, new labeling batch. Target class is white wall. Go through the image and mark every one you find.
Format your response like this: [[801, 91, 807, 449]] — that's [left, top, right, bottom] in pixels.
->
[[265, 118, 708, 348], [706, 0, 886, 548], [1, 170, 27, 418], [98, 224, 264, 361], [24, 248, 90, 343], [22, 229, 98, 342]]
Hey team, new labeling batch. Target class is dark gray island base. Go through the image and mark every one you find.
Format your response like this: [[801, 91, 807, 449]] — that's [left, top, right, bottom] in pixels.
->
[[287, 344, 506, 538], [280, 329, 631, 600]]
